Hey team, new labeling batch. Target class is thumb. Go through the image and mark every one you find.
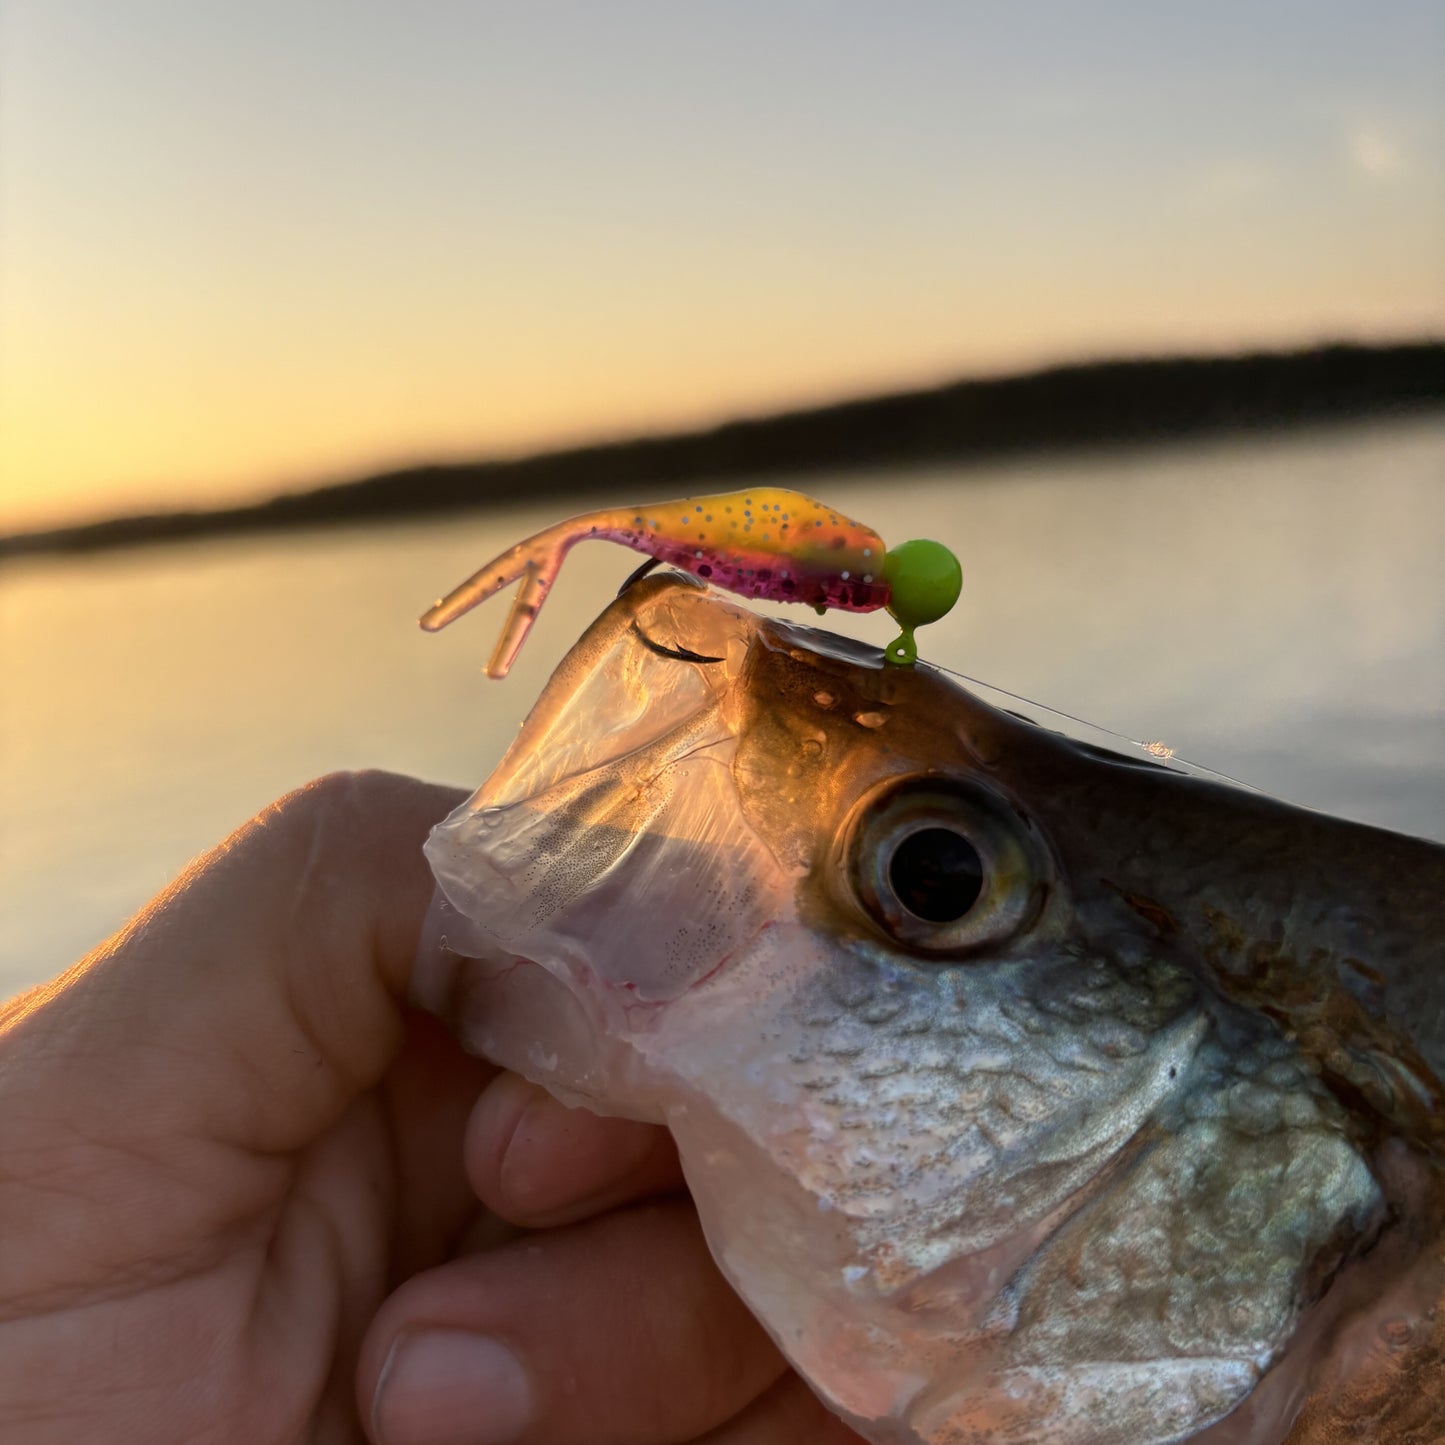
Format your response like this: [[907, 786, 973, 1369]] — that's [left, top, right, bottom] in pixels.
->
[[1, 770, 465, 1158]]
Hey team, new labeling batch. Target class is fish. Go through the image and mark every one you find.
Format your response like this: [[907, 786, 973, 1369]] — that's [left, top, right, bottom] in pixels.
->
[[413, 571, 1445, 1444]]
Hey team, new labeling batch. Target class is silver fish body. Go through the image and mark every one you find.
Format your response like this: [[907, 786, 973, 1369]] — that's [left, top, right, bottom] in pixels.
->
[[416, 573, 1445, 1444]]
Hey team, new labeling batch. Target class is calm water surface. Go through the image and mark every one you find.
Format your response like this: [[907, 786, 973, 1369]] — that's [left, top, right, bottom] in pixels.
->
[[3, 416, 1442, 996]]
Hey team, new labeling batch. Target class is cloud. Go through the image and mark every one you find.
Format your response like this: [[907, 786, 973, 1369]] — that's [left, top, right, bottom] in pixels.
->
[[1346, 125, 1407, 179]]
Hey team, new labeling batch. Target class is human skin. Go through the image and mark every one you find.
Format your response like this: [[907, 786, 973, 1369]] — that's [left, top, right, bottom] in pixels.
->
[[0, 771, 865, 1445]]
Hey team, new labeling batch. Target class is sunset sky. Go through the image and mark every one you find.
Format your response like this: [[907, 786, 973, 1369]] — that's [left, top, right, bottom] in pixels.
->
[[2, 0, 1441, 532]]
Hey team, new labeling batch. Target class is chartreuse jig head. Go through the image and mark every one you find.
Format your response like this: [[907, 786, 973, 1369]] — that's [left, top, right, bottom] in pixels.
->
[[420, 487, 962, 678]]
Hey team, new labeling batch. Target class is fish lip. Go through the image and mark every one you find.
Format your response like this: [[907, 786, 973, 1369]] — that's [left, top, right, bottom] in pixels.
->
[[423, 573, 796, 1019]]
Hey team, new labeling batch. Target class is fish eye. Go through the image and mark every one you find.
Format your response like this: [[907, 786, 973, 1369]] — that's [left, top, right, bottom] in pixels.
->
[[846, 778, 1044, 954], [888, 827, 984, 922]]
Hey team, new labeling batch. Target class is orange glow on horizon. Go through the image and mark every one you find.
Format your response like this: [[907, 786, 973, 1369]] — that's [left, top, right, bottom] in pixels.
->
[[3, 2, 1441, 534]]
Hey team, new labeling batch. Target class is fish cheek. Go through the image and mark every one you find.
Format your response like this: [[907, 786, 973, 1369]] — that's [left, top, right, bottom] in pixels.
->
[[730, 669, 895, 878]]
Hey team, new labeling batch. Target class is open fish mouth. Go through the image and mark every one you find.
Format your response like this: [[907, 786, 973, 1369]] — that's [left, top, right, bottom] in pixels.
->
[[423, 575, 771, 1015], [417, 574, 1445, 1445]]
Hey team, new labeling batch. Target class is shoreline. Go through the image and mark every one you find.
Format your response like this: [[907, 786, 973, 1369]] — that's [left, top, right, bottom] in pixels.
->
[[5, 340, 1442, 561]]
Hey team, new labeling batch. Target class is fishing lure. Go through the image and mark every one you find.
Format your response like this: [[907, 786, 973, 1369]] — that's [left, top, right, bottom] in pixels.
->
[[420, 487, 962, 677]]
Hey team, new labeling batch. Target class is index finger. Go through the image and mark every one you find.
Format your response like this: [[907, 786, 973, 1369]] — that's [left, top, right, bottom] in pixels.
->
[[1, 770, 464, 1158]]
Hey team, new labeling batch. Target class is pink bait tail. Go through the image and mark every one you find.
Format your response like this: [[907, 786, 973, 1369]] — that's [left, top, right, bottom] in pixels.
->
[[421, 488, 891, 678]]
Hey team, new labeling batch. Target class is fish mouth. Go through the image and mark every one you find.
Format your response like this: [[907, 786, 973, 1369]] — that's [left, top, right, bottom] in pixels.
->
[[477, 572, 754, 806], [416, 575, 806, 1054], [414, 573, 895, 1110]]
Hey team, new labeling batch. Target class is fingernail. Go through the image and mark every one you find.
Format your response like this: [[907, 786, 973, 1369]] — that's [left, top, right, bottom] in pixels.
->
[[373, 1329, 532, 1445]]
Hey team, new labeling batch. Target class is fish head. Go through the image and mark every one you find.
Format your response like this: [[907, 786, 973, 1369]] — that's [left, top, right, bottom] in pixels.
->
[[417, 573, 1445, 1445]]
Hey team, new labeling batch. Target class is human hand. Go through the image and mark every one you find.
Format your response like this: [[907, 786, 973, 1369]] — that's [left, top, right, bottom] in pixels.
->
[[0, 771, 864, 1444]]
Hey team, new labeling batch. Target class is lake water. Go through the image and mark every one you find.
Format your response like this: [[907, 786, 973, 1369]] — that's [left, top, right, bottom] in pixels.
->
[[3, 414, 1443, 997]]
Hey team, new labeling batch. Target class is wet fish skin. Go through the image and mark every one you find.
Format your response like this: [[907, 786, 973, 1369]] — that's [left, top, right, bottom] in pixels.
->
[[417, 574, 1445, 1444]]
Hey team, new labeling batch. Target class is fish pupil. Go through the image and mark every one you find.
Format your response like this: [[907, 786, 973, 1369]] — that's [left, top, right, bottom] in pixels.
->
[[889, 828, 984, 923]]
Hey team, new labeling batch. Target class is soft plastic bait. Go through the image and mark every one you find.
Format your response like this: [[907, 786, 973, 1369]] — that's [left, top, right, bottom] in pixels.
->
[[420, 487, 961, 677]]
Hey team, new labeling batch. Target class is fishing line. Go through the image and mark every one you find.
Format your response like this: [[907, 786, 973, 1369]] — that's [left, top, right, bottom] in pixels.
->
[[921, 660, 1262, 793], [611, 560, 1260, 792]]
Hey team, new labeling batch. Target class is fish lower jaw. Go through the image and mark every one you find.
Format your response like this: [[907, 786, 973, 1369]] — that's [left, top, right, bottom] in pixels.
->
[[910, 1356, 1264, 1445]]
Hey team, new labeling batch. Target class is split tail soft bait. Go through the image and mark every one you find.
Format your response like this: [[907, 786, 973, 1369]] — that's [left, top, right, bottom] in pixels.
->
[[420, 487, 962, 677]]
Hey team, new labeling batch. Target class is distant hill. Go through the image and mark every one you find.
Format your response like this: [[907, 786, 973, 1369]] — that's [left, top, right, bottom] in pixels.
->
[[4, 340, 1442, 560]]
